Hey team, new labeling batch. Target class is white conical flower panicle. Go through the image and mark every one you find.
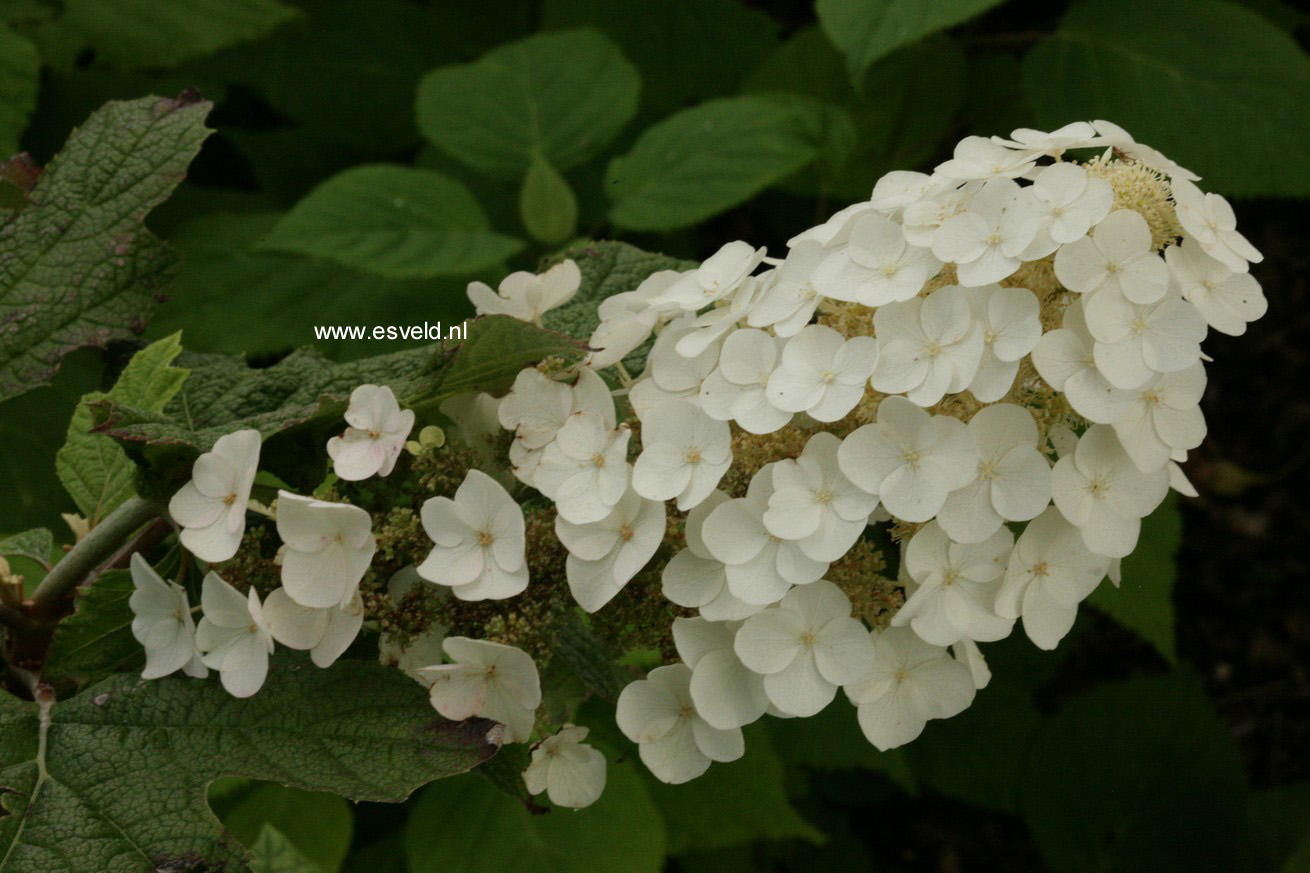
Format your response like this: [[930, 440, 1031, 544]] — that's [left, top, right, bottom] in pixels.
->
[[168, 429, 261, 563], [327, 384, 415, 481]]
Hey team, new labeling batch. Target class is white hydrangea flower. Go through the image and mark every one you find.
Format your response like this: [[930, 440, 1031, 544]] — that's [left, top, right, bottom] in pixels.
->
[[991, 122, 1101, 158], [748, 242, 824, 336], [964, 284, 1042, 402], [501, 367, 614, 487], [734, 581, 875, 717], [838, 396, 976, 523], [588, 270, 678, 368], [811, 212, 941, 306], [1164, 239, 1267, 336], [648, 241, 764, 312], [892, 522, 1014, 646], [675, 276, 760, 358], [901, 185, 970, 248], [931, 178, 1040, 286], [869, 171, 945, 216], [275, 492, 376, 609], [766, 325, 878, 422], [699, 328, 792, 434], [1170, 178, 1262, 273], [616, 663, 745, 784], [871, 286, 983, 407], [420, 636, 541, 743], [1051, 425, 1169, 558], [673, 617, 769, 730], [327, 384, 415, 481], [937, 403, 1052, 543], [1112, 363, 1207, 472], [524, 725, 607, 809], [790, 201, 875, 247], [417, 470, 528, 601], [129, 553, 206, 680], [844, 626, 975, 750], [534, 413, 631, 524], [195, 572, 274, 699], [467, 259, 580, 323], [1024, 162, 1113, 255], [763, 433, 877, 562], [168, 429, 261, 563], [662, 491, 760, 621], [261, 588, 364, 669], [1090, 120, 1199, 181], [934, 136, 1036, 183], [703, 464, 828, 606], [556, 487, 664, 613], [631, 400, 731, 511], [1031, 301, 1134, 424], [1054, 210, 1169, 305], [994, 507, 1111, 650], [628, 316, 723, 417], [1084, 289, 1207, 390]]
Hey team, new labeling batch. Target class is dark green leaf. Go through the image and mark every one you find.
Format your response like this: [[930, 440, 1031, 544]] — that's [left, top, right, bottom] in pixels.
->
[[1088, 493, 1181, 663], [605, 96, 819, 231], [1023, 0, 1310, 196], [766, 698, 916, 791], [260, 165, 523, 279], [0, 24, 38, 156], [0, 94, 211, 403], [520, 153, 578, 246], [1019, 673, 1248, 873], [416, 28, 641, 178], [223, 785, 351, 873], [0, 656, 499, 873], [403, 759, 665, 873], [63, 0, 298, 69], [249, 824, 324, 873], [56, 333, 188, 524], [0, 528, 52, 566], [642, 724, 822, 854], [41, 569, 139, 688], [540, 0, 779, 119], [816, 0, 1003, 82]]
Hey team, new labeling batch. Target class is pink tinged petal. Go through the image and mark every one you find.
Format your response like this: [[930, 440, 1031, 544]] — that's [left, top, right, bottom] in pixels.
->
[[764, 651, 837, 717], [691, 649, 770, 730], [735, 609, 806, 674]]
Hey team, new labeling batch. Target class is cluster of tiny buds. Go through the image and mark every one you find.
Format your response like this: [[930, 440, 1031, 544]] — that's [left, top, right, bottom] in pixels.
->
[[128, 120, 1265, 809]]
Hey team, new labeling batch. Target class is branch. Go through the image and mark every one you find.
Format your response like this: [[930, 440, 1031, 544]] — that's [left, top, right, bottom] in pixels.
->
[[28, 495, 164, 621]]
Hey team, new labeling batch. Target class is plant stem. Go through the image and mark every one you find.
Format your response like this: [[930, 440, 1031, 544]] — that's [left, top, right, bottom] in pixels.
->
[[28, 495, 164, 621]]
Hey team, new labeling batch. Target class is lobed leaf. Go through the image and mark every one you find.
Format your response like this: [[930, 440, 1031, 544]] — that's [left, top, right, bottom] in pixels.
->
[[816, 0, 1003, 83], [41, 570, 139, 689]]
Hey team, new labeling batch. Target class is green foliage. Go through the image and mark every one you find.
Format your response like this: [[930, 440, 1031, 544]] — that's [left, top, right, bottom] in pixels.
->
[[1023, 0, 1310, 196], [403, 759, 666, 873], [1019, 673, 1249, 873], [0, 657, 498, 873], [606, 96, 820, 230], [0, 528, 52, 567], [416, 29, 641, 178], [222, 785, 352, 873], [41, 569, 139, 688], [520, 153, 579, 246], [56, 333, 188, 525], [62, 0, 298, 69], [250, 825, 325, 873], [0, 24, 38, 156], [817, 0, 1004, 82], [261, 165, 523, 279], [0, 94, 210, 403], [1089, 494, 1182, 662]]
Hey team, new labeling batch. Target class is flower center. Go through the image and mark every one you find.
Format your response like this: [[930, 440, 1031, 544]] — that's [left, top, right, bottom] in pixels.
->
[[1088, 476, 1109, 497], [683, 448, 702, 464], [879, 260, 899, 278], [367, 429, 381, 440], [924, 343, 942, 358], [591, 452, 606, 468], [1032, 561, 1050, 578], [987, 231, 1003, 246], [1131, 317, 1149, 334], [820, 370, 836, 384], [619, 524, 634, 542], [942, 570, 960, 587], [223, 493, 237, 506], [901, 449, 922, 469], [978, 459, 998, 480], [814, 488, 833, 505], [678, 703, 695, 718], [478, 530, 495, 547], [800, 631, 817, 647]]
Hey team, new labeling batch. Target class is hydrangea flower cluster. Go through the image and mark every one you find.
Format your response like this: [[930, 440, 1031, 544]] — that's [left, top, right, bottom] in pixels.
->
[[131, 121, 1266, 810]]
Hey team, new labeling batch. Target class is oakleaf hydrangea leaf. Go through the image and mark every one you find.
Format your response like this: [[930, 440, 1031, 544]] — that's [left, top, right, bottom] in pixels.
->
[[41, 570, 139, 689], [0, 656, 499, 873], [56, 332, 189, 525], [0, 94, 211, 403]]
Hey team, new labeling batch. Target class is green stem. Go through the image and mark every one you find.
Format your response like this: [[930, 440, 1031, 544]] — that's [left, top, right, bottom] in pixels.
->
[[28, 495, 164, 621]]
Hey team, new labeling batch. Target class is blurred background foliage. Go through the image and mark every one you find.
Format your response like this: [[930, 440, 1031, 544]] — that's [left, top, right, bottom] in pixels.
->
[[1, 0, 1307, 870]]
